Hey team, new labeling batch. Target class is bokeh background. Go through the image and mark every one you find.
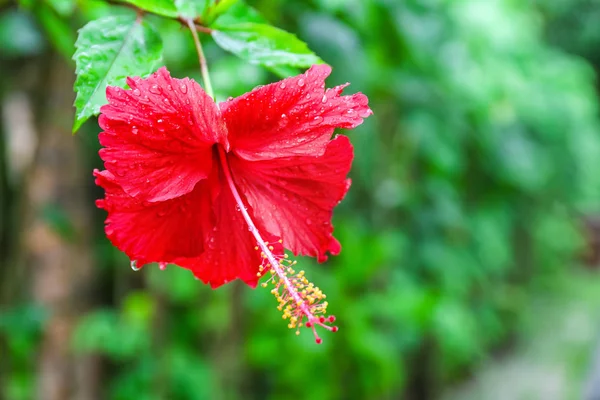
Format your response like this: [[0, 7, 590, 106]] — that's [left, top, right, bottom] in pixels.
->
[[3, 0, 600, 399]]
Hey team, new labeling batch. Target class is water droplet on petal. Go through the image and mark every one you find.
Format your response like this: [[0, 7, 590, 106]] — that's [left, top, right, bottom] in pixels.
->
[[298, 79, 305, 87], [157, 119, 163, 124], [359, 109, 373, 118], [179, 84, 188, 94], [132, 127, 138, 135], [227, 96, 233, 101], [312, 116, 324, 125], [279, 114, 288, 128], [163, 98, 170, 105], [131, 260, 141, 271], [159, 262, 167, 270], [305, 218, 313, 225], [347, 109, 355, 115], [145, 179, 150, 184], [132, 88, 141, 96], [321, 95, 328, 103], [280, 82, 286, 89], [149, 85, 161, 94], [208, 237, 216, 249], [306, 93, 311, 99], [167, 85, 173, 91]]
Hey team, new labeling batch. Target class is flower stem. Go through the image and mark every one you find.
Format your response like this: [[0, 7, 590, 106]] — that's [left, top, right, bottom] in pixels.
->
[[186, 19, 215, 99]]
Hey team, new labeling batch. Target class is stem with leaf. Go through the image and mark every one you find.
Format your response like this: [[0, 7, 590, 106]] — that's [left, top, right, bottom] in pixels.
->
[[186, 19, 215, 99], [105, 0, 213, 33]]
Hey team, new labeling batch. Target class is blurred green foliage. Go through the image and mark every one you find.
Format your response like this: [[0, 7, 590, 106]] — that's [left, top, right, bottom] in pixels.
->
[[2, 0, 600, 399]]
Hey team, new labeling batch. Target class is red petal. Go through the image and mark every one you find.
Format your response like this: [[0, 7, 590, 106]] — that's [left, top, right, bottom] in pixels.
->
[[220, 64, 371, 161], [179, 172, 284, 289], [229, 135, 353, 262], [94, 169, 215, 263], [99, 67, 226, 202]]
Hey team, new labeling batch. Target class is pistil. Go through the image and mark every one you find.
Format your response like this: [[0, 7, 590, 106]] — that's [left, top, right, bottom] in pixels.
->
[[217, 146, 338, 343]]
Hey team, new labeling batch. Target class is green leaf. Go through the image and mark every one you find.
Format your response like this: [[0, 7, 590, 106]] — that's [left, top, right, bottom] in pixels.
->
[[266, 64, 302, 78], [174, 0, 209, 19], [211, 1, 266, 25], [204, 0, 239, 24], [72, 15, 163, 133], [211, 23, 322, 70], [120, 0, 178, 18]]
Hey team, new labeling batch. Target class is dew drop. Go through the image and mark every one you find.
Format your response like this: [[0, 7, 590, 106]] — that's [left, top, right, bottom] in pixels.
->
[[132, 126, 138, 135], [312, 115, 324, 125], [280, 82, 286, 89], [159, 262, 167, 270], [157, 119, 163, 124], [305, 218, 313, 225], [167, 85, 173, 91], [145, 179, 150, 184], [321, 95, 328, 103], [279, 114, 288, 128], [359, 109, 373, 118], [347, 109, 355, 114], [163, 98, 170, 105], [298, 79, 305, 87], [131, 260, 141, 271], [179, 84, 188, 94], [306, 93, 311, 99], [149, 85, 161, 94], [226, 96, 233, 101]]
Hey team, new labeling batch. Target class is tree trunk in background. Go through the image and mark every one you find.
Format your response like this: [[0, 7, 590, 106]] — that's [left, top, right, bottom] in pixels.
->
[[22, 55, 101, 400]]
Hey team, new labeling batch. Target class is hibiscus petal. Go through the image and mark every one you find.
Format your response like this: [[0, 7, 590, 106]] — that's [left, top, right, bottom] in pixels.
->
[[179, 173, 284, 289], [220, 64, 371, 161], [98, 67, 226, 202], [229, 135, 353, 262], [94, 169, 214, 263]]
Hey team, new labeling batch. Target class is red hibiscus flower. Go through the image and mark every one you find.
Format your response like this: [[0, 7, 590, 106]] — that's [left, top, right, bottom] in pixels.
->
[[94, 65, 371, 342]]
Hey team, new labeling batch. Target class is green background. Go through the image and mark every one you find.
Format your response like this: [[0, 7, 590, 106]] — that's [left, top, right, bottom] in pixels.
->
[[2, 0, 600, 399]]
